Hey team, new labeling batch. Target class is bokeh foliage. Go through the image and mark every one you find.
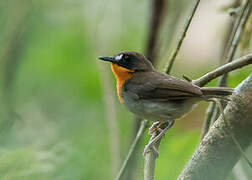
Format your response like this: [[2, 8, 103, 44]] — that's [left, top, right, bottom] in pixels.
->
[[0, 0, 251, 180]]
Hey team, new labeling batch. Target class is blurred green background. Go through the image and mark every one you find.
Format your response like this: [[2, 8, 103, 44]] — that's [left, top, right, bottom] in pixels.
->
[[0, 0, 251, 179]]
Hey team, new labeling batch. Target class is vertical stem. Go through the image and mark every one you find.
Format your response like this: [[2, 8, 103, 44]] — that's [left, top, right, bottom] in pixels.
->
[[144, 132, 161, 180], [219, 1, 252, 87], [200, 102, 216, 140], [116, 120, 148, 180], [165, 0, 201, 74]]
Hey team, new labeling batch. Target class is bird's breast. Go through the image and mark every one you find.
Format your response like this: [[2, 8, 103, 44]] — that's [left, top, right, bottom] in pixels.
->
[[111, 64, 133, 103]]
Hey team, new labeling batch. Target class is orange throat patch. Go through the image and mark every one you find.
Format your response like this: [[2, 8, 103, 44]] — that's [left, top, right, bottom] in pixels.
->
[[111, 64, 133, 103]]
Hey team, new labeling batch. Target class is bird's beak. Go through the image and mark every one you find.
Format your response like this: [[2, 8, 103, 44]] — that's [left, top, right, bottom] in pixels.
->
[[98, 56, 116, 63]]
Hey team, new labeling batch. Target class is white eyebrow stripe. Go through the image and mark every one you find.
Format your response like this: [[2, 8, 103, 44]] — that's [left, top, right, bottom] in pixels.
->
[[115, 54, 123, 61]]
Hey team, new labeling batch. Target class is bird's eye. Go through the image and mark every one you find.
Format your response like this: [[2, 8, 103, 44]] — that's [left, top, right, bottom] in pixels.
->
[[124, 55, 129, 60]]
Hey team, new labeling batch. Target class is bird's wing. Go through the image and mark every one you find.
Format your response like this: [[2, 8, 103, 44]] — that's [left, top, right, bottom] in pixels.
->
[[125, 72, 202, 101]]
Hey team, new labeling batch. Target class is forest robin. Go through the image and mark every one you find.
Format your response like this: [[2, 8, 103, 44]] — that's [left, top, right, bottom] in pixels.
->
[[98, 51, 233, 155]]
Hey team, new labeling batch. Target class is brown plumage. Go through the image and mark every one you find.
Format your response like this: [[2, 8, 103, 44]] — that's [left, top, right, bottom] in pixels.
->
[[99, 51, 233, 128]]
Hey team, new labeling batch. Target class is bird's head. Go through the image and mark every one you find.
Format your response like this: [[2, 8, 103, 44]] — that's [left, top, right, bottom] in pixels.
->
[[99, 51, 154, 103], [98, 51, 154, 72]]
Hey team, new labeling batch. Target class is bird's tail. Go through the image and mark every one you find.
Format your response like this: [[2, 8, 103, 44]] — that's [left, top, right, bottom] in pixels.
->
[[200, 87, 234, 100]]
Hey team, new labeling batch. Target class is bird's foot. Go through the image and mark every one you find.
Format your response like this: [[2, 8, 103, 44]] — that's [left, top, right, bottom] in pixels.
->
[[143, 120, 175, 157], [149, 121, 163, 135]]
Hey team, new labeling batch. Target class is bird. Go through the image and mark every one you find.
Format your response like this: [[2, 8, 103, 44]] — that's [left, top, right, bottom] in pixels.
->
[[98, 51, 233, 155]]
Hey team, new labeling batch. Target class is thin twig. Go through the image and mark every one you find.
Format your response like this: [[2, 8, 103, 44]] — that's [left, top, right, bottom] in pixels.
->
[[219, 1, 252, 87], [125, 116, 142, 179], [192, 53, 252, 87], [200, 102, 216, 140], [116, 120, 148, 180], [240, 10, 252, 56], [144, 131, 160, 180], [165, 0, 201, 74], [222, 0, 248, 64]]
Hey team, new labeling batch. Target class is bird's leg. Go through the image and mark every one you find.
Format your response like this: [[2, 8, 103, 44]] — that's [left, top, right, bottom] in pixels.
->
[[143, 120, 175, 156], [149, 121, 163, 135]]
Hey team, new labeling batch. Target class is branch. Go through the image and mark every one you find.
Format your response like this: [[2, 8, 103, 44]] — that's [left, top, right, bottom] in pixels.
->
[[192, 53, 252, 87], [116, 120, 148, 180], [124, 116, 142, 179], [165, 0, 201, 74], [144, 131, 161, 180], [178, 73, 252, 180]]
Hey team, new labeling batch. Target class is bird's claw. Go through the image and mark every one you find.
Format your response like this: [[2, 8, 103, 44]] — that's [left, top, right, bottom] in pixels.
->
[[144, 121, 174, 157], [149, 121, 162, 135]]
